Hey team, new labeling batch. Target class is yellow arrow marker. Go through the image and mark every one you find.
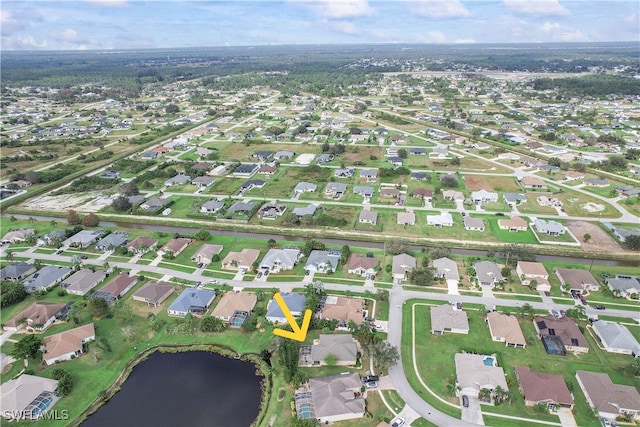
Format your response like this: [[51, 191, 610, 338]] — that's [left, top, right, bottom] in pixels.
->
[[272, 292, 312, 342]]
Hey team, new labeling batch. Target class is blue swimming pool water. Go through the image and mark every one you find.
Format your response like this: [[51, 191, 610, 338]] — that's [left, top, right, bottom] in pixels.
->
[[483, 357, 495, 366]]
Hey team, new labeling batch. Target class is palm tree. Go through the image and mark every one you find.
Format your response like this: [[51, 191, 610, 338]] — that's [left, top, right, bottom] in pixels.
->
[[479, 388, 492, 402], [446, 382, 460, 396]]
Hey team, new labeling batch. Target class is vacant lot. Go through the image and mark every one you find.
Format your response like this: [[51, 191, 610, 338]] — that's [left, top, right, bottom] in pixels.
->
[[567, 220, 622, 252], [463, 175, 520, 192]]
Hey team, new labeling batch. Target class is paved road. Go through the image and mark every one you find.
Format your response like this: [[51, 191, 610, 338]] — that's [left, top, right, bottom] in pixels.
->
[[9, 250, 640, 426]]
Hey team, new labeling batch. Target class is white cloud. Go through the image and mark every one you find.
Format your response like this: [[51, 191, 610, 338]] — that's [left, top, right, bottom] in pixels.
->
[[405, 0, 471, 19], [1, 35, 48, 50], [419, 31, 447, 43], [503, 0, 569, 16], [49, 28, 102, 47], [291, 0, 374, 19], [556, 29, 587, 42], [455, 38, 476, 44], [0, 7, 43, 36], [322, 19, 358, 34], [541, 22, 560, 32], [86, 0, 128, 7]]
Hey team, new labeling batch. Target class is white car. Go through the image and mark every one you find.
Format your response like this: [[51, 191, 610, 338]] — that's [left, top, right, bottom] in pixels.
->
[[391, 417, 405, 427]]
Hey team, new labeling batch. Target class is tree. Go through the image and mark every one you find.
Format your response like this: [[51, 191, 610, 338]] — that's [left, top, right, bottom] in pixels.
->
[[565, 305, 587, 321], [439, 174, 458, 188], [112, 196, 132, 212], [493, 385, 509, 404], [517, 303, 535, 320], [502, 244, 536, 266], [397, 148, 408, 159], [51, 368, 73, 395], [277, 338, 301, 383], [369, 341, 400, 372], [0, 280, 27, 307], [340, 245, 351, 265], [11, 334, 42, 359], [82, 213, 100, 227], [626, 235, 640, 251], [267, 239, 277, 249], [376, 289, 389, 302], [165, 103, 179, 114], [302, 240, 326, 257], [449, 156, 461, 166], [200, 316, 227, 332], [631, 357, 640, 376], [548, 157, 562, 167], [193, 228, 211, 241], [119, 182, 139, 197], [304, 281, 327, 313], [324, 354, 338, 367], [352, 322, 379, 349], [89, 298, 110, 318], [501, 267, 512, 278], [409, 267, 435, 286], [479, 388, 492, 402], [583, 233, 592, 243], [447, 382, 460, 397], [67, 209, 80, 225]]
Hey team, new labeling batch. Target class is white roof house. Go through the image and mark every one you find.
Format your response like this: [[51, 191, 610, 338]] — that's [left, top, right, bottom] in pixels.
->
[[427, 212, 453, 227], [260, 248, 301, 272], [592, 320, 640, 357]]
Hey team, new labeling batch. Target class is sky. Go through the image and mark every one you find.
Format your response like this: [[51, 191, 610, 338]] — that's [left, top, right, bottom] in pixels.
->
[[1, 0, 638, 51]]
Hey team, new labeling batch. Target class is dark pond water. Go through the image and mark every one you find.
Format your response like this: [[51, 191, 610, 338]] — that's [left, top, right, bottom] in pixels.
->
[[82, 351, 262, 427]]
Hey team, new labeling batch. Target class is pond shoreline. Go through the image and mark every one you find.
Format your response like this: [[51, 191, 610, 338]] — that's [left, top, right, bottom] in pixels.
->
[[70, 343, 271, 427]]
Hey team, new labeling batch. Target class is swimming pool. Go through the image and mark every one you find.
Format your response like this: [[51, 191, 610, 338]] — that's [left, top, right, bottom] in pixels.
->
[[482, 356, 495, 367]]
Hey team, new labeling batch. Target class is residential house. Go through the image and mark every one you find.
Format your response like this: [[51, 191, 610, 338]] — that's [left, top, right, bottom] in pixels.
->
[[164, 174, 191, 187], [498, 216, 528, 232], [211, 292, 257, 324], [42, 323, 95, 365], [397, 211, 416, 226], [266, 292, 306, 323], [576, 370, 640, 422], [454, 353, 508, 399], [487, 312, 526, 348], [411, 172, 430, 181], [353, 186, 374, 200], [442, 190, 464, 201], [334, 168, 354, 178], [0, 374, 59, 420], [226, 201, 257, 215], [474, 261, 503, 287], [379, 187, 400, 198], [63, 229, 106, 248], [253, 151, 274, 161], [392, 253, 416, 285], [201, 200, 225, 214], [232, 164, 259, 176], [564, 171, 585, 181], [132, 281, 174, 307], [516, 261, 551, 292], [534, 315, 589, 354], [301, 334, 358, 366], [192, 176, 215, 188], [92, 273, 138, 303], [258, 165, 277, 175], [358, 209, 378, 225], [260, 248, 301, 273], [22, 265, 72, 293], [157, 237, 193, 257], [140, 197, 169, 212], [359, 169, 378, 180], [520, 176, 547, 190], [347, 255, 379, 279], [62, 269, 107, 296], [556, 268, 600, 294], [191, 244, 223, 265], [463, 216, 485, 231], [471, 190, 498, 204], [410, 147, 427, 155], [94, 232, 128, 251], [125, 236, 157, 254], [584, 178, 610, 187], [1, 228, 35, 244], [274, 150, 295, 160], [239, 179, 266, 193], [294, 373, 365, 423], [324, 182, 347, 198], [319, 296, 365, 327], [432, 257, 460, 287], [427, 212, 453, 227], [430, 304, 469, 335], [503, 193, 527, 205], [591, 320, 640, 357], [257, 203, 287, 220], [4, 302, 67, 333], [293, 204, 319, 217], [39, 230, 66, 246], [387, 156, 403, 167], [515, 366, 574, 409], [606, 275, 640, 298], [412, 188, 433, 200], [316, 154, 334, 164], [305, 250, 341, 273], [221, 249, 260, 272], [0, 262, 36, 282], [536, 196, 563, 208], [167, 289, 216, 317], [533, 219, 566, 236], [191, 161, 212, 171], [294, 182, 317, 194]]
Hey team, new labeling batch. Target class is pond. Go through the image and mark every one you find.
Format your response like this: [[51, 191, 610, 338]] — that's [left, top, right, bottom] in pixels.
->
[[82, 351, 262, 427]]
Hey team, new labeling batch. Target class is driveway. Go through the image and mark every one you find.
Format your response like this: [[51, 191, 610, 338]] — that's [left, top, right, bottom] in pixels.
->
[[557, 407, 577, 427], [460, 394, 484, 425]]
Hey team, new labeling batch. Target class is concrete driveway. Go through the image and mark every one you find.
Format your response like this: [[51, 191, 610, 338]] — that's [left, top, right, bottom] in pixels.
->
[[460, 395, 484, 425]]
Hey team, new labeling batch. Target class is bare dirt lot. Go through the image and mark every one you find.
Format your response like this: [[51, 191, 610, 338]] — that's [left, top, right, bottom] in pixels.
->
[[566, 220, 622, 253], [463, 175, 520, 192], [23, 192, 110, 213]]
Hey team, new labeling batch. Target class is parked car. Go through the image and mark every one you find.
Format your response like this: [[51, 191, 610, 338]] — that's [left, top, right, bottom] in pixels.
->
[[461, 212, 466, 216], [373, 324, 383, 331], [391, 417, 405, 427], [305, 270, 310, 276], [256, 272, 262, 279], [495, 212, 505, 216], [601, 417, 612, 427], [462, 395, 469, 408], [208, 279, 219, 284], [55, 249, 63, 255], [365, 381, 377, 389], [364, 316, 375, 322], [594, 304, 605, 310], [197, 263, 204, 268], [363, 375, 379, 383], [580, 298, 588, 306], [80, 255, 88, 259]]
